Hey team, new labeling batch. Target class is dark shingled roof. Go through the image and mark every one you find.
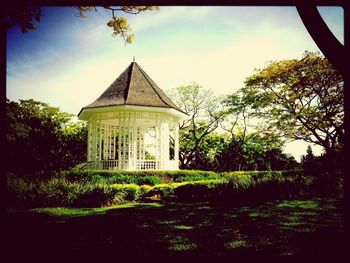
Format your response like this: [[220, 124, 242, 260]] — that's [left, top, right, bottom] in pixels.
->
[[80, 62, 184, 113]]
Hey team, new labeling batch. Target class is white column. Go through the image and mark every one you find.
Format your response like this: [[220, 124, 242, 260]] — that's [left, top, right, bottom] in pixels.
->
[[132, 118, 137, 169], [156, 124, 160, 169], [99, 117, 102, 161], [92, 115, 97, 162], [118, 120, 121, 169], [123, 117, 126, 170], [107, 124, 110, 159], [162, 122, 169, 169], [109, 124, 111, 159], [87, 118, 91, 162], [128, 111, 133, 170], [141, 126, 145, 161], [174, 123, 179, 170], [138, 127, 141, 164], [103, 123, 106, 159], [113, 125, 116, 160], [103, 123, 107, 160]]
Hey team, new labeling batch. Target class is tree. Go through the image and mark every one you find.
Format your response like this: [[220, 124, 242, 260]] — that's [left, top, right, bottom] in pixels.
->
[[6, 6, 159, 44], [60, 121, 88, 170], [300, 145, 316, 171], [234, 51, 344, 156], [167, 83, 226, 169], [214, 129, 297, 172], [6, 99, 87, 176], [187, 132, 229, 171]]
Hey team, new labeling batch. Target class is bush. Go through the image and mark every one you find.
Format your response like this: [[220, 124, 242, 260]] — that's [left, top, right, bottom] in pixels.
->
[[173, 180, 225, 201], [169, 170, 219, 182], [65, 169, 161, 186], [110, 184, 141, 201], [64, 168, 219, 184], [8, 169, 337, 208], [7, 174, 119, 208]]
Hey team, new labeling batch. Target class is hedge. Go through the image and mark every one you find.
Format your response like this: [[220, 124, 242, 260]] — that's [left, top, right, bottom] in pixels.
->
[[65, 169, 220, 184], [6, 170, 342, 208]]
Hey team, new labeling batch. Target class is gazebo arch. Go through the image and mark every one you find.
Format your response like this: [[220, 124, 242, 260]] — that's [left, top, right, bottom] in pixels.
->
[[78, 61, 187, 170]]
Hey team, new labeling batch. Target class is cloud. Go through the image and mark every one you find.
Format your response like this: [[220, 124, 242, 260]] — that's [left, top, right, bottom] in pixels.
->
[[129, 6, 212, 33], [138, 22, 319, 96]]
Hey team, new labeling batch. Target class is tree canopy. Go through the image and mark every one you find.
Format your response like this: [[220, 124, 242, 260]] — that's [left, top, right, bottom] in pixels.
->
[[167, 83, 298, 172], [6, 99, 87, 176], [229, 51, 344, 156], [167, 83, 226, 169]]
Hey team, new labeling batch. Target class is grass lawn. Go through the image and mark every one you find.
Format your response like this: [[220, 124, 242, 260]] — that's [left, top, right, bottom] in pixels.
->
[[5, 197, 344, 258]]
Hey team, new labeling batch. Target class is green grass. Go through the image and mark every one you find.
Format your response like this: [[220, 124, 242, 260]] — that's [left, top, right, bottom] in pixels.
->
[[276, 199, 320, 209], [173, 225, 194, 230], [225, 239, 250, 249], [5, 197, 344, 258], [25, 202, 164, 217]]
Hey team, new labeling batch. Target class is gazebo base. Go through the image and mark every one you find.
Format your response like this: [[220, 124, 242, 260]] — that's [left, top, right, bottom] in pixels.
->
[[85, 160, 178, 171]]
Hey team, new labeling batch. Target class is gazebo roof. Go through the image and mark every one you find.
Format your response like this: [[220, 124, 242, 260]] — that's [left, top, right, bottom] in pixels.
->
[[78, 62, 184, 117]]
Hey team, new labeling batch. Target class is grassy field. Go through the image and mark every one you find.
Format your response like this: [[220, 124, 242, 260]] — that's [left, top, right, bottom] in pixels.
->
[[5, 197, 344, 259]]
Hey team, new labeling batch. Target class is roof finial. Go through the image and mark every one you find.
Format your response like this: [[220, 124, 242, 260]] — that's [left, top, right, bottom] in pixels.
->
[[133, 56, 135, 62]]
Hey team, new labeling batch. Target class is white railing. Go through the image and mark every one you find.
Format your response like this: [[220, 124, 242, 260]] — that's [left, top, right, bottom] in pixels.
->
[[136, 160, 159, 170], [87, 160, 119, 170], [102, 160, 119, 170], [86, 160, 161, 170]]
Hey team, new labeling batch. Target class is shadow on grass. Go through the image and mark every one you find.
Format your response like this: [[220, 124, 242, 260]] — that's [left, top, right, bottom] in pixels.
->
[[5, 198, 344, 258]]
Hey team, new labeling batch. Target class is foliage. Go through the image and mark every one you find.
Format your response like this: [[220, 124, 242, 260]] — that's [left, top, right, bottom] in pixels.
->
[[87, 174, 161, 186], [8, 170, 342, 208], [60, 121, 88, 169], [301, 145, 317, 171], [6, 7, 41, 32], [6, 6, 159, 44], [300, 146, 344, 195], [65, 169, 219, 184], [167, 82, 299, 172], [110, 184, 141, 201], [211, 131, 299, 172], [183, 132, 229, 171], [167, 83, 227, 168], [104, 5, 159, 43], [6, 99, 87, 175], [232, 51, 344, 156], [6, 173, 117, 208]]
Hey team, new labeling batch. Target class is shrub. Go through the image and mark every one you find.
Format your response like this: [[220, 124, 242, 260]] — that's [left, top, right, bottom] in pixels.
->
[[6, 173, 39, 207], [222, 172, 254, 188], [144, 183, 179, 198], [170, 170, 219, 182], [64, 169, 219, 184], [173, 180, 225, 201], [7, 169, 333, 208], [65, 169, 161, 186], [7, 174, 119, 208], [110, 184, 141, 201], [136, 176, 161, 185]]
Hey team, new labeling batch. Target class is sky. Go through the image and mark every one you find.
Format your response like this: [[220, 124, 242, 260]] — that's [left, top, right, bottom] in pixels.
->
[[6, 6, 344, 161]]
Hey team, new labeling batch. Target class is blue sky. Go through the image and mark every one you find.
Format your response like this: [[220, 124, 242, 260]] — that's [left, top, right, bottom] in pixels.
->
[[6, 6, 344, 160]]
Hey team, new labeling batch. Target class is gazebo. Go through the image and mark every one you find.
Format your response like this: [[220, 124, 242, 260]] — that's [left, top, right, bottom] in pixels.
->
[[78, 61, 187, 170]]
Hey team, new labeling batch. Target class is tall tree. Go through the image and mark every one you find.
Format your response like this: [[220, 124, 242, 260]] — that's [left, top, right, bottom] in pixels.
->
[[300, 145, 317, 172], [6, 99, 87, 176], [167, 83, 226, 168], [234, 51, 344, 156]]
